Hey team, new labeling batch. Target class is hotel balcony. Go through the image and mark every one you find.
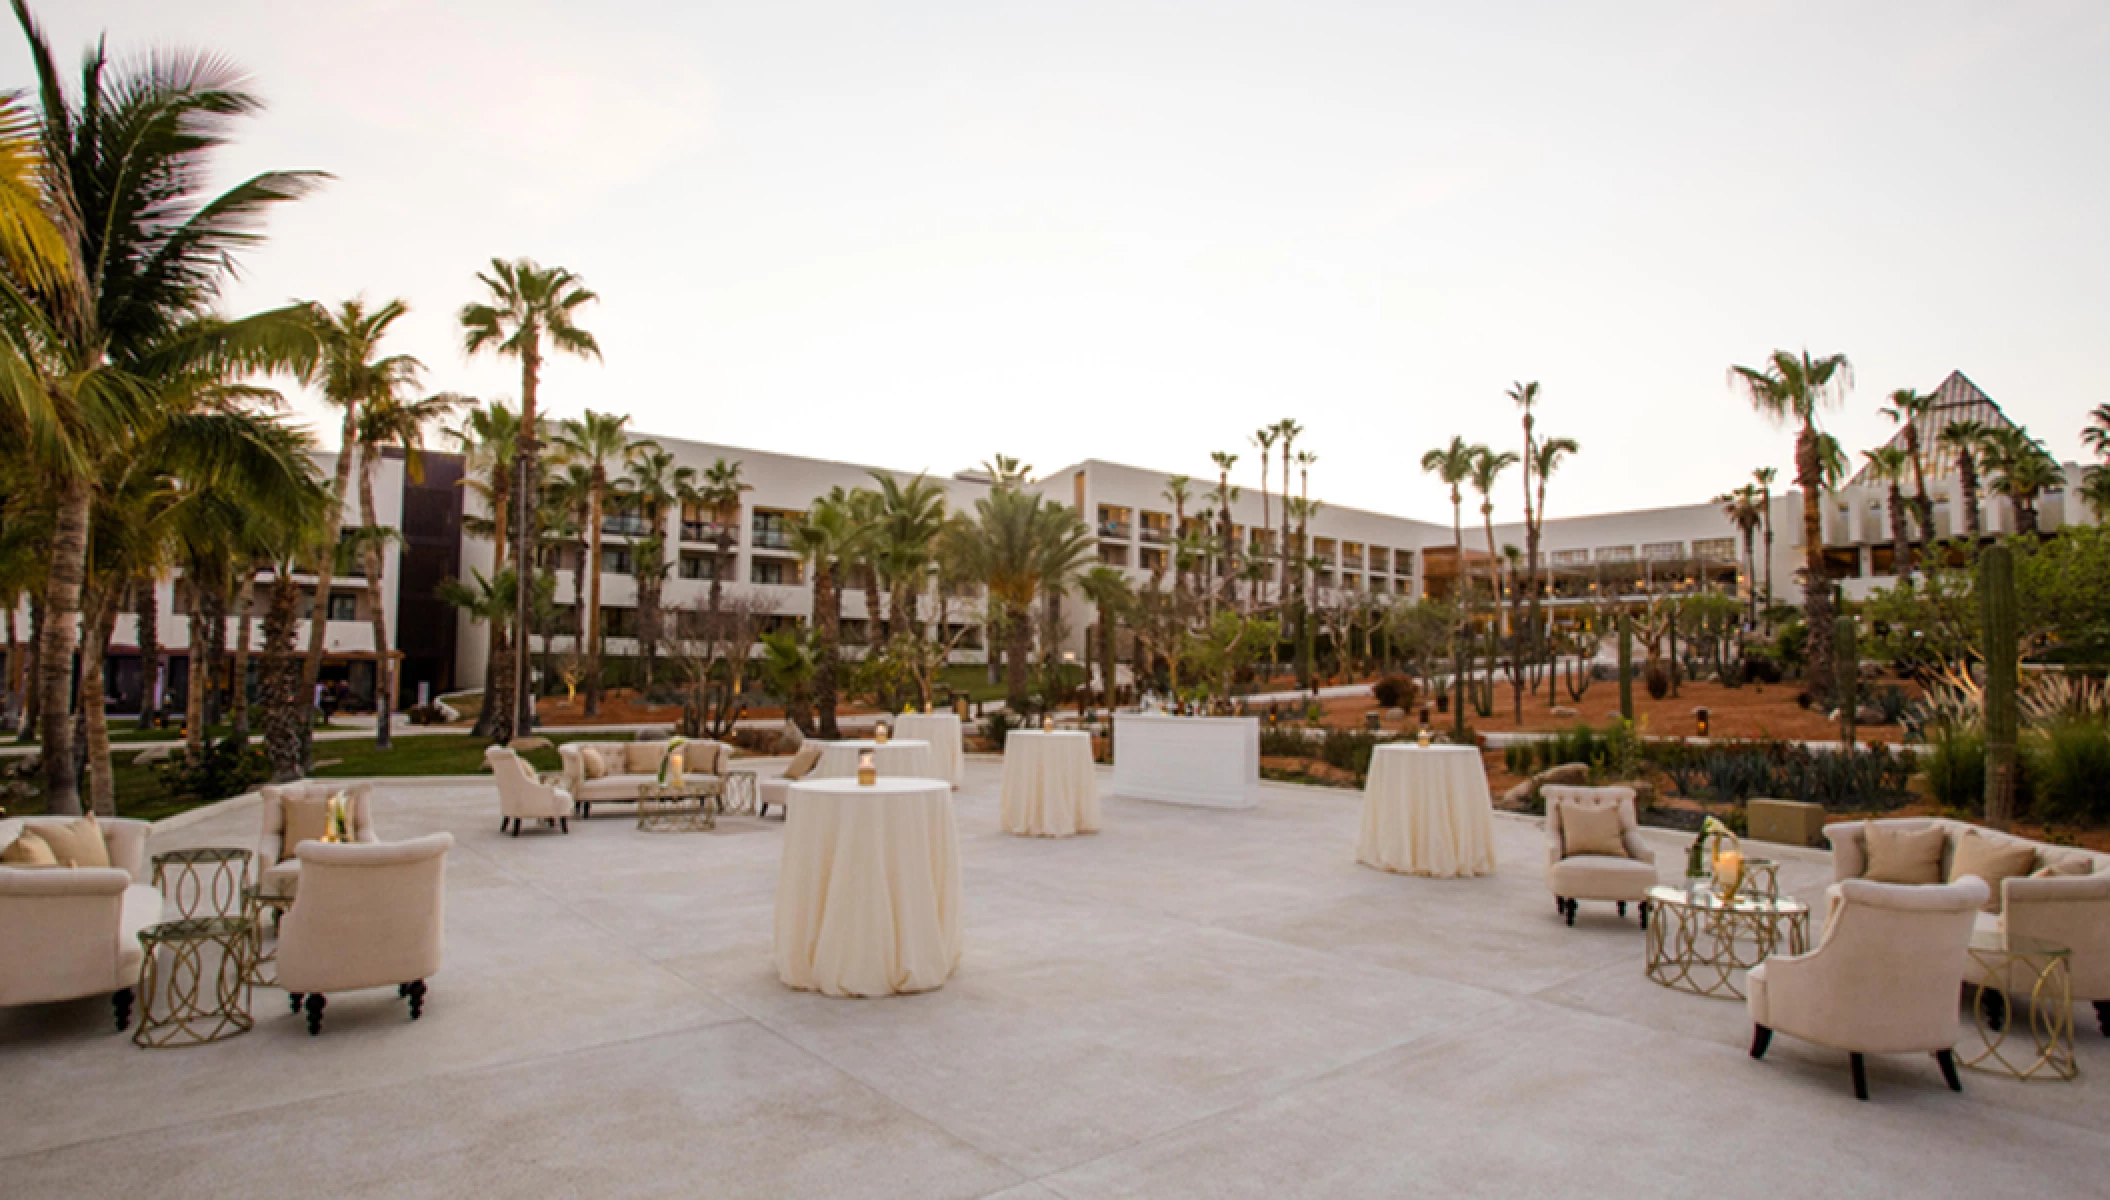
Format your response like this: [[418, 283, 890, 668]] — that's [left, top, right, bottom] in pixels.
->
[[1099, 521, 1132, 540], [681, 520, 738, 544]]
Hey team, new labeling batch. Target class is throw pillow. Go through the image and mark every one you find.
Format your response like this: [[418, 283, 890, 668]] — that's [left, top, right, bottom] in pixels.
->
[[626, 742, 664, 775], [690, 742, 722, 775], [1949, 832, 2045, 913], [1560, 803, 1629, 859], [2, 831, 59, 867], [280, 794, 332, 856], [28, 814, 110, 869], [782, 743, 823, 781], [2031, 852, 2093, 878], [1862, 822, 1945, 885], [580, 746, 608, 780]]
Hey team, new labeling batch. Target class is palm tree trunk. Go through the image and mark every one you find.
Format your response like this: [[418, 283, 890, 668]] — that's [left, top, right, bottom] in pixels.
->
[[359, 456, 395, 748], [19, 598, 39, 739], [1905, 430, 1936, 541], [262, 571, 306, 782], [585, 478, 604, 716], [1959, 454, 1983, 539], [303, 413, 360, 715], [37, 474, 91, 814], [813, 563, 841, 738], [1006, 601, 1033, 710], [135, 577, 160, 730], [231, 569, 257, 739], [1102, 615, 1118, 709], [3, 602, 15, 730], [513, 341, 542, 736], [483, 622, 516, 744], [1797, 427, 1836, 705], [1888, 486, 1914, 581], [82, 597, 118, 815], [185, 582, 209, 759]]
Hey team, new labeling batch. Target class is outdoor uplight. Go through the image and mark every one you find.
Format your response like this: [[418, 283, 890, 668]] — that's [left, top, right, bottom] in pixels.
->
[[1695, 707, 1711, 738]]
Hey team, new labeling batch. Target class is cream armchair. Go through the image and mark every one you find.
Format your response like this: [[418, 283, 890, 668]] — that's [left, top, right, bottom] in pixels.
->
[[257, 782, 377, 902], [1828, 817, 2110, 1036], [1543, 785, 1658, 928], [0, 816, 160, 1030], [278, 834, 451, 1035], [485, 747, 572, 835], [1747, 876, 1988, 1100]]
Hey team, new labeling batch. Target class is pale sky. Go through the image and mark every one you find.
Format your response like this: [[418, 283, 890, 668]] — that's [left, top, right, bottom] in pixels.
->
[[15, 2, 2110, 523]]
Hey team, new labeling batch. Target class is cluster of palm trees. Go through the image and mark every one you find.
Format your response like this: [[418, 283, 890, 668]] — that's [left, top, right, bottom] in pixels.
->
[[1730, 350, 2072, 707]]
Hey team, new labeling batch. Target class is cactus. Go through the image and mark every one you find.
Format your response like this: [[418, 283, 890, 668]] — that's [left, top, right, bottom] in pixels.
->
[[1618, 611, 1635, 722], [1835, 613, 1858, 746], [1980, 543, 2018, 830]]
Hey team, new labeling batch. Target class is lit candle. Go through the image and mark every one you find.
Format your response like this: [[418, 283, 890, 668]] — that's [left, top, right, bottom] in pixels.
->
[[857, 750, 876, 786]]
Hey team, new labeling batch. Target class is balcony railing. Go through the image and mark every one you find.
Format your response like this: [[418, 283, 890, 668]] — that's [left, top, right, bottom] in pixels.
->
[[1098, 521, 1132, 540], [602, 514, 652, 537], [1139, 526, 1170, 544], [752, 528, 793, 551], [682, 521, 737, 543]]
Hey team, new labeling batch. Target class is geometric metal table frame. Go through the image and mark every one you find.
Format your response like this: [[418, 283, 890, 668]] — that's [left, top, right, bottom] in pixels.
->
[[133, 916, 255, 1048], [1961, 931, 2077, 1082], [636, 780, 720, 833], [151, 847, 253, 919], [243, 885, 295, 988], [1644, 884, 1811, 1001]]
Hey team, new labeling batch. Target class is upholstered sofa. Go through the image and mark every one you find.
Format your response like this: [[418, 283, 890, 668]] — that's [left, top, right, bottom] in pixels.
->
[[1543, 785, 1659, 927], [558, 740, 732, 818], [0, 815, 162, 1030], [257, 782, 377, 902], [756, 744, 825, 820], [1749, 877, 1987, 1099], [1826, 818, 2110, 1035], [279, 833, 451, 1035], [485, 747, 572, 834]]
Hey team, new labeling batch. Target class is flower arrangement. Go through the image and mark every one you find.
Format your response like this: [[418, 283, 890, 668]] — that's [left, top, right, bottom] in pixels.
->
[[658, 736, 690, 787], [324, 792, 353, 843]]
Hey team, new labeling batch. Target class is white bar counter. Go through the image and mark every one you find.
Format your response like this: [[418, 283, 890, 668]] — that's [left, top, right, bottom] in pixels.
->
[[1110, 713, 1261, 809]]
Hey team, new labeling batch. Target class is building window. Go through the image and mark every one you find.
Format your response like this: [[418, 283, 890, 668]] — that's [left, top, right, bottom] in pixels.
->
[[1139, 546, 1167, 573], [1551, 549, 1590, 567], [1098, 544, 1129, 567], [1140, 511, 1172, 544], [326, 593, 357, 621], [604, 546, 633, 576], [1691, 537, 1736, 562], [679, 553, 718, 581], [1097, 505, 1132, 539], [1394, 548, 1415, 576], [1642, 541, 1685, 561], [752, 509, 796, 550], [601, 607, 637, 638], [751, 558, 798, 586], [1595, 545, 1635, 563]]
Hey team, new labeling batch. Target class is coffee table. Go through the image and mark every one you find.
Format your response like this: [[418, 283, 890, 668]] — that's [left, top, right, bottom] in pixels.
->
[[636, 779, 720, 832], [134, 916, 255, 1048], [1644, 883, 1811, 1000], [1961, 930, 2076, 1081]]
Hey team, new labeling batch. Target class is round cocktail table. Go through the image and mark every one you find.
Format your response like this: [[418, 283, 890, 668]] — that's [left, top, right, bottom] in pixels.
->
[[134, 916, 255, 1048], [1644, 884, 1810, 1000], [1961, 930, 2076, 1081], [151, 847, 252, 919]]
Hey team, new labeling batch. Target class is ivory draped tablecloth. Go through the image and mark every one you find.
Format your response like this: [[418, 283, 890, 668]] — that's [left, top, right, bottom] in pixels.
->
[[774, 777, 963, 996], [892, 712, 964, 787], [1356, 744, 1497, 878], [812, 738, 936, 782], [999, 730, 1100, 837]]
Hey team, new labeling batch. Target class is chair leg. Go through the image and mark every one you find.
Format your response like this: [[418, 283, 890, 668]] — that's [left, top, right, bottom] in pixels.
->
[[304, 993, 327, 1036], [1639, 900, 1649, 930], [510, 818, 521, 838], [1617, 901, 1627, 917], [404, 980, 426, 1020], [1983, 988, 2008, 1033], [1935, 1049, 1962, 1093], [1849, 1053, 1868, 1101], [1749, 1025, 1772, 1059], [1564, 898, 1576, 927], [500, 817, 509, 832], [560, 817, 569, 834], [112, 987, 133, 1032], [2096, 1001, 2109, 1037]]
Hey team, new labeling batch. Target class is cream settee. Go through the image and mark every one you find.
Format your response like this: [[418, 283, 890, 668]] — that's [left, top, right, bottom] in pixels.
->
[[257, 782, 377, 902], [0, 815, 161, 1030], [558, 740, 732, 818]]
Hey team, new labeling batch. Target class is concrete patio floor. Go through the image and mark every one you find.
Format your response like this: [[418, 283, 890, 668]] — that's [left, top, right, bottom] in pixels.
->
[[4, 759, 2106, 1198]]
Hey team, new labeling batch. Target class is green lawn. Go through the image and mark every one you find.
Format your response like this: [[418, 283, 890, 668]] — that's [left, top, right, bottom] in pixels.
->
[[937, 663, 1087, 705]]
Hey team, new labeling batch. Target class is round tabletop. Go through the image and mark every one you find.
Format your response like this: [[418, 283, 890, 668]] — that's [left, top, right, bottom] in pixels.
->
[[152, 847, 251, 864], [1372, 743, 1479, 758], [139, 915, 253, 946], [1006, 729, 1091, 741], [1645, 884, 1809, 918], [823, 738, 932, 753], [790, 776, 948, 797]]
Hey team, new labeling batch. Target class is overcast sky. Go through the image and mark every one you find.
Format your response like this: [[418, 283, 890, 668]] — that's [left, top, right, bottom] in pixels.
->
[[14, 1, 2109, 522]]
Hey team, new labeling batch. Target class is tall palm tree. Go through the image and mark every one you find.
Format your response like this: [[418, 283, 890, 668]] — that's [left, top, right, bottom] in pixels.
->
[[449, 402, 525, 737], [1419, 437, 1477, 599], [622, 445, 693, 690], [1880, 388, 1937, 541], [436, 568, 516, 743], [1508, 381, 1541, 689], [1468, 446, 1517, 618], [552, 410, 635, 716], [353, 389, 458, 746], [294, 297, 422, 744], [1162, 475, 1192, 600], [1272, 419, 1303, 602], [1250, 426, 1277, 603], [1859, 447, 1915, 582], [1528, 433, 1578, 696], [1939, 419, 1991, 540], [0, 5, 324, 812], [948, 486, 1094, 711], [1730, 349, 1851, 704], [460, 257, 601, 733], [868, 471, 945, 637], [696, 458, 752, 620], [1981, 425, 2061, 535], [1209, 451, 1239, 612], [1293, 449, 1318, 687], [1077, 565, 1132, 709], [790, 492, 856, 737], [1752, 466, 1778, 617]]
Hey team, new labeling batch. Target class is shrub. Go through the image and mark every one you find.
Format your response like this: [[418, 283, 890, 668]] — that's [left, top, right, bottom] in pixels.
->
[[1260, 726, 1313, 759], [1867, 685, 1911, 726], [1372, 674, 1417, 711], [1318, 728, 1381, 780], [985, 710, 1015, 751], [153, 733, 270, 805], [405, 703, 448, 726], [2028, 717, 2110, 826], [1504, 742, 1533, 776], [1742, 656, 1784, 685], [1924, 725, 1984, 812], [1644, 665, 1670, 700]]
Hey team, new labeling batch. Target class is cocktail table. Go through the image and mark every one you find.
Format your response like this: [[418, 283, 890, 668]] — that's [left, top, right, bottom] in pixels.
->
[[134, 916, 255, 1048], [1962, 930, 2076, 1081], [1644, 883, 1810, 1000]]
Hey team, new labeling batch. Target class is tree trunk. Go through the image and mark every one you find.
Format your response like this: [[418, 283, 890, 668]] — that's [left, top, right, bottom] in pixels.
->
[[1797, 426, 1836, 706], [1888, 486, 1914, 581], [261, 571, 306, 782], [19, 598, 39, 738], [232, 569, 257, 739], [1101, 617, 1118, 708], [513, 339, 542, 736], [135, 577, 160, 731], [303, 412, 360, 718], [585, 474, 604, 716], [185, 582, 209, 759], [38, 474, 91, 814], [1958, 454, 1982, 539], [82, 597, 118, 815], [1005, 601, 1033, 711], [359, 455, 395, 749], [813, 564, 841, 738]]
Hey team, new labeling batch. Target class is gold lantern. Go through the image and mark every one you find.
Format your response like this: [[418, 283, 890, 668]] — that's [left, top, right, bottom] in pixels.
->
[[857, 750, 877, 787]]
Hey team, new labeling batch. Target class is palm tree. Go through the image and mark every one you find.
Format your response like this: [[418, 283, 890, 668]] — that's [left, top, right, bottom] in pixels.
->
[[1250, 426, 1277, 603], [2081, 405, 2110, 520], [1272, 420, 1303, 603], [1528, 433, 1578, 697], [1981, 426, 2061, 535], [0, 6, 324, 812], [460, 257, 601, 734], [696, 457, 752, 617], [1859, 447, 1916, 582], [353, 389, 458, 746], [1077, 565, 1132, 709], [1715, 485, 1766, 621], [1752, 466, 1778, 616], [1468, 447, 1518, 717], [1730, 349, 1851, 704], [1509, 381, 1541, 690], [1293, 449, 1318, 687], [948, 487, 1094, 711], [450, 402, 523, 737], [1939, 420, 1991, 540], [1162, 475, 1192, 600], [552, 410, 636, 716], [1419, 437, 1477, 600], [1209, 451, 1239, 612], [436, 568, 517, 743], [1880, 388, 1937, 541], [868, 471, 946, 637], [789, 492, 855, 737], [622, 445, 693, 691], [980, 454, 1032, 489]]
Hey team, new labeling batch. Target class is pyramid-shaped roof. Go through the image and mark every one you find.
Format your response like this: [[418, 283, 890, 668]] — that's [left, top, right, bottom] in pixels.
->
[[1847, 370, 2013, 484]]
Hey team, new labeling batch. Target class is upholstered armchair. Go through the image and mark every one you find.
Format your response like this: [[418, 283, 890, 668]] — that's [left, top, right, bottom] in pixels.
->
[[257, 782, 377, 902], [1543, 785, 1658, 927], [277, 834, 451, 1035], [0, 816, 160, 1029], [485, 747, 572, 835], [1748, 876, 1988, 1100], [758, 744, 824, 820]]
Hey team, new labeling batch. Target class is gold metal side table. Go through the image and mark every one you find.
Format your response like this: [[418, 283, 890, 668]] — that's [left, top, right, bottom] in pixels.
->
[[1644, 884, 1811, 1000], [151, 847, 252, 918], [243, 885, 295, 987], [1961, 931, 2076, 1081], [721, 770, 759, 816], [636, 779, 720, 832], [134, 916, 255, 1048]]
